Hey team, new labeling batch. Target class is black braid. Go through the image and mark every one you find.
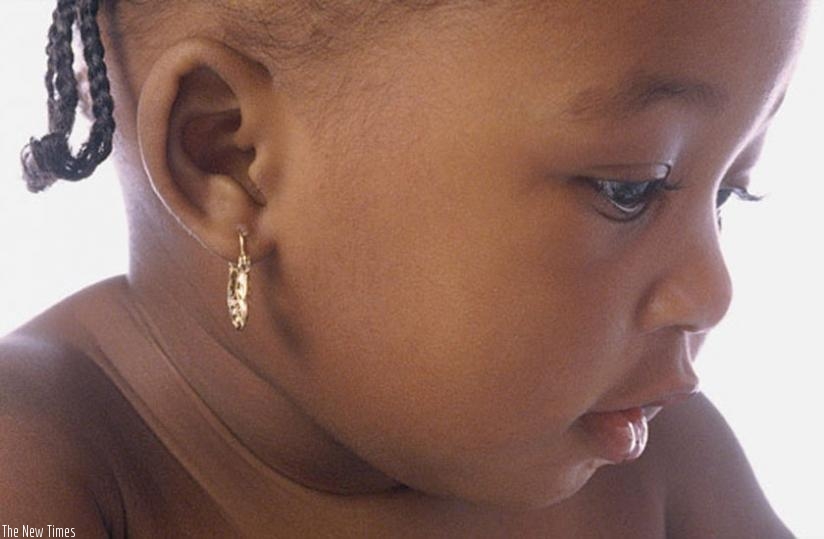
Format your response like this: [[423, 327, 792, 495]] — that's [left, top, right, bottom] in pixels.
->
[[21, 0, 115, 193], [46, 0, 79, 135]]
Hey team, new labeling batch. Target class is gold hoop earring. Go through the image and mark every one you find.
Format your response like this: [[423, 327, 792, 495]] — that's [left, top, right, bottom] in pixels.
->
[[227, 231, 251, 330]]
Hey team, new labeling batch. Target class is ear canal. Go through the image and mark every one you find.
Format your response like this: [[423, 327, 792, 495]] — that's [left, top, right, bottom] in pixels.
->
[[182, 109, 245, 174], [176, 67, 263, 205]]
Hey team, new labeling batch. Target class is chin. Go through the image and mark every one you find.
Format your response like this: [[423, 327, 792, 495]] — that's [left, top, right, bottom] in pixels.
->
[[443, 458, 604, 513]]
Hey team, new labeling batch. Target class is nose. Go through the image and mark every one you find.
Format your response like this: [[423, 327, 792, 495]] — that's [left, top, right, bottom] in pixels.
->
[[637, 217, 733, 335]]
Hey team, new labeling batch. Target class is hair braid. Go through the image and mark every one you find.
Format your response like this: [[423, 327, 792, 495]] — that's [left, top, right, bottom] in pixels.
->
[[46, 0, 79, 135], [21, 0, 115, 193], [75, 0, 115, 178]]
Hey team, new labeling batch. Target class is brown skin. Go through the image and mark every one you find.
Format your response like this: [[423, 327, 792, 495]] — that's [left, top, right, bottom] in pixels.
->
[[0, 1, 806, 536]]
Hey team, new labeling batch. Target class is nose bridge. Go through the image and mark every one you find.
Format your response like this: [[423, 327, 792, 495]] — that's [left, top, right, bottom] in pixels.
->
[[639, 215, 733, 334]]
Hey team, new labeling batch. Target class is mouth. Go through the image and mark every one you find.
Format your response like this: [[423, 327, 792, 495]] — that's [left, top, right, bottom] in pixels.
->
[[579, 407, 650, 464], [578, 392, 695, 464]]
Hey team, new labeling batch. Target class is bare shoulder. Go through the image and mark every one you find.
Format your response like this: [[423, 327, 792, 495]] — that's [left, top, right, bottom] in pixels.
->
[[649, 392, 794, 539], [0, 331, 121, 536]]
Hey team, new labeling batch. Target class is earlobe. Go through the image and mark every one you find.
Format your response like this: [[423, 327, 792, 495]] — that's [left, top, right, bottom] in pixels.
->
[[136, 37, 279, 260]]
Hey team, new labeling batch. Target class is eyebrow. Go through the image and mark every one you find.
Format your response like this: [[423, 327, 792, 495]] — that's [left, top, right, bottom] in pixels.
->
[[564, 72, 731, 121]]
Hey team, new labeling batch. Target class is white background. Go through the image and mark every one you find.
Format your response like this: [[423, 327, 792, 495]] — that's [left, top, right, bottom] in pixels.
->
[[1, 2, 822, 536]]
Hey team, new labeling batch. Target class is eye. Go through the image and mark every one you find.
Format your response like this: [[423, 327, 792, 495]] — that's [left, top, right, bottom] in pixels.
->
[[716, 186, 762, 208], [715, 185, 763, 229], [588, 178, 676, 222]]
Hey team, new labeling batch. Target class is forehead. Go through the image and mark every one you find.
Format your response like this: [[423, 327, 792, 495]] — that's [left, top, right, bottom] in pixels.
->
[[447, 1, 808, 138], [528, 3, 802, 97], [282, 1, 807, 164]]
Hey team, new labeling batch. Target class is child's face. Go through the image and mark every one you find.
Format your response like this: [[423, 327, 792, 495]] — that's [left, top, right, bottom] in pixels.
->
[[247, 1, 806, 508]]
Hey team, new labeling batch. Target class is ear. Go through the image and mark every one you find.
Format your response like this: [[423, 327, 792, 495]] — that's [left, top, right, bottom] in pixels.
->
[[137, 37, 282, 260]]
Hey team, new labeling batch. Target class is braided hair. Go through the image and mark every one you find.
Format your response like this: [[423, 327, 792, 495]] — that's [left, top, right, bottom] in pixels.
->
[[21, 0, 115, 193]]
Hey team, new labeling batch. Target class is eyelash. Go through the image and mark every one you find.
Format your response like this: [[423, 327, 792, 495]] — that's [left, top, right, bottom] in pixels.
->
[[588, 178, 762, 223]]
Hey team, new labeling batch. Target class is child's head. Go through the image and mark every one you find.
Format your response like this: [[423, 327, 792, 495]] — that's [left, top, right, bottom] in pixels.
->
[[23, 0, 809, 509]]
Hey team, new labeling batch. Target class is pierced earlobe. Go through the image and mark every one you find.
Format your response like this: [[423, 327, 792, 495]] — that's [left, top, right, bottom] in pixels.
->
[[227, 231, 251, 330]]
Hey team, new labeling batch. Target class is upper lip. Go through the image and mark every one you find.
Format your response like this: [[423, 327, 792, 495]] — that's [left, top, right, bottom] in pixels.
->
[[639, 390, 698, 409], [591, 342, 701, 415], [591, 388, 700, 416]]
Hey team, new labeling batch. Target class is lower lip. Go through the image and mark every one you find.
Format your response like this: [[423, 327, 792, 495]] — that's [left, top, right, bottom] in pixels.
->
[[579, 407, 649, 464]]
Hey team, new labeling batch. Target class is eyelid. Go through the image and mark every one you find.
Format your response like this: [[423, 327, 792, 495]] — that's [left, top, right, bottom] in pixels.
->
[[579, 163, 672, 182], [720, 167, 761, 192]]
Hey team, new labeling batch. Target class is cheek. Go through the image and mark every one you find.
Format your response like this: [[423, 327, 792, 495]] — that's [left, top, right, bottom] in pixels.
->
[[275, 161, 630, 471], [261, 81, 646, 504]]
